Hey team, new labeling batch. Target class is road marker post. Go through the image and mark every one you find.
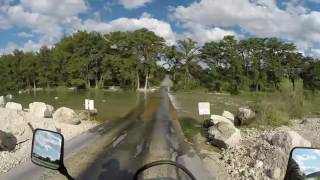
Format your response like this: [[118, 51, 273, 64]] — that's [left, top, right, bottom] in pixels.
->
[[198, 102, 210, 122], [85, 99, 95, 120]]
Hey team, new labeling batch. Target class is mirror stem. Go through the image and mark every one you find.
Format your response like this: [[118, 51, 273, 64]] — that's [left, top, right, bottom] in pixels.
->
[[59, 164, 75, 180]]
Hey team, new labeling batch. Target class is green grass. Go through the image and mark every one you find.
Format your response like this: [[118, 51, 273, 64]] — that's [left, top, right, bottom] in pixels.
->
[[178, 117, 202, 140], [174, 80, 320, 139]]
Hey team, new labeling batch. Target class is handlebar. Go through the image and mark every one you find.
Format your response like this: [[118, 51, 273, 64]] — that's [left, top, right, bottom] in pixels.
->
[[133, 160, 196, 180]]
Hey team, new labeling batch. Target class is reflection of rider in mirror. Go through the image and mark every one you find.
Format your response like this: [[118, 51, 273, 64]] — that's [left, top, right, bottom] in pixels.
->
[[285, 159, 305, 180]]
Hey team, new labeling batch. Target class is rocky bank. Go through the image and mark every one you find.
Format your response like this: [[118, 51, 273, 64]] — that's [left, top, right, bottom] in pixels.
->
[[201, 111, 319, 180], [0, 101, 97, 174]]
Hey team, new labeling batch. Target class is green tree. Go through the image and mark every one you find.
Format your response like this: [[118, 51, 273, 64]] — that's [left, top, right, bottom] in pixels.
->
[[177, 38, 199, 89]]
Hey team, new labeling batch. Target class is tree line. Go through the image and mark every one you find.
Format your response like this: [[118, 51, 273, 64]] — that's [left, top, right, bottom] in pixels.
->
[[0, 28, 319, 94]]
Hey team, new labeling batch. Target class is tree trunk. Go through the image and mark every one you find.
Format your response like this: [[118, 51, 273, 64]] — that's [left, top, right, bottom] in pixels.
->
[[185, 65, 190, 89], [291, 78, 295, 91], [86, 64, 90, 89], [33, 80, 36, 96], [144, 72, 149, 92], [100, 76, 104, 89], [95, 76, 99, 89], [136, 72, 140, 90]]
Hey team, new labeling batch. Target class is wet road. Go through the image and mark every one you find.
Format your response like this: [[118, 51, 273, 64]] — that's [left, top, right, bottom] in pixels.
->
[[0, 89, 214, 180]]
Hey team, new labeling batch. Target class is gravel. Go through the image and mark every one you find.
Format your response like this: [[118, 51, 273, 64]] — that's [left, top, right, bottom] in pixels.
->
[[205, 118, 320, 180]]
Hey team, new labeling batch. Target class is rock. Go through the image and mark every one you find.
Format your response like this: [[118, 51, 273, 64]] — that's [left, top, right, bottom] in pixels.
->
[[5, 102, 22, 111], [5, 94, 13, 100], [29, 102, 54, 118], [203, 119, 214, 128], [53, 107, 80, 125], [0, 96, 5, 107], [0, 108, 32, 143], [271, 130, 311, 153], [77, 111, 89, 121], [235, 107, 255, 126], [210, 115, 234, 125], [54, 96, 59, 100], [0, 130, 17, 151], [267, 167, 281, 179], [222, 111, 234, 121], [208, 122, 241, 148], [254, 160, 263, 168]]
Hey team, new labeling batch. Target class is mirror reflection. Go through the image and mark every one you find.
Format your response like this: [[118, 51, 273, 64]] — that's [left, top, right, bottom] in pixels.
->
[[287, 148, 320, 180], [31, 129, 63, 170]]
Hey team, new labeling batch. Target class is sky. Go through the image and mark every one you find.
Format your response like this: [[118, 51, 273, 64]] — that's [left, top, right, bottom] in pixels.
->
[[293, 148, 320, 175], [33, 130, 62, 161], [1, 0, 320, 57]]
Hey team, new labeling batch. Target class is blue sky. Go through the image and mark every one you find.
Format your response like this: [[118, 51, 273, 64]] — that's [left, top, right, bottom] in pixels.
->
[[292, 148, 320, 175], [33, 130, 62, 161], [1, 0, 320, 57]]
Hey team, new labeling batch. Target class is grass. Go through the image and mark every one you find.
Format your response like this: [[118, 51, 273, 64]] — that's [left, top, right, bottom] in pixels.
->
[[178, 117, 202, 140], [173, 79, 320, 140]]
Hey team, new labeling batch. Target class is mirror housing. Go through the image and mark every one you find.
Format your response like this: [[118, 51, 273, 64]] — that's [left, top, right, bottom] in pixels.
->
[[285, 147, 320, 180], [31, 128, 64, 170]]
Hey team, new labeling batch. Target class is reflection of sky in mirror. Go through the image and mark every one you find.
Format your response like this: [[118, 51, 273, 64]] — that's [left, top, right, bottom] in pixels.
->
[[293, 148, 320, 175], [33, 130, 62, 161]]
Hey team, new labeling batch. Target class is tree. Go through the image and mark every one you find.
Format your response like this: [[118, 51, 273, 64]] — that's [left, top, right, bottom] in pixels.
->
[[164, 45, 182, 81], [177, 38, 199, 89], [132, 28, 165, 91]]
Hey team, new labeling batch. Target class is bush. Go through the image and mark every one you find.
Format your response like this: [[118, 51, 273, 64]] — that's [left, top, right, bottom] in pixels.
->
[[253, 100, 290, 127], [251, 79, 306, 127], [279, 79, 305, 118]]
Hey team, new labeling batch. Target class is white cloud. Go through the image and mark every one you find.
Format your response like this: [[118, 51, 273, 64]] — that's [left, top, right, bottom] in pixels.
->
[[0, 0, 88, 53], [180, 23, 237, 45], [21, 0, 87, 18], [6, 5, 63, 39], [119, 0, 152, 9], [172, 0, 320, 54], [78, 16, 176, 45], [17, 32, 34, 38]]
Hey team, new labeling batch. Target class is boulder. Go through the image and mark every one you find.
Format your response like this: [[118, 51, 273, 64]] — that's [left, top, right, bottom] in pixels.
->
[[203, 119, 214, 128], [210, 115, 234, 125], [222, 111, 234, 121], [53, 107, 80, 125], [0, 108, 32, 143], [5, 102, 22, 111], [29, 102, 54, 118], [6, 94, 13, 100], [0, 96, 5, 107], [235, 107, 255, 126], [271, 131, 311, 153], [208, 122, 241, 148], [77, 111, 89, 121], [0, 130, 17, 151]]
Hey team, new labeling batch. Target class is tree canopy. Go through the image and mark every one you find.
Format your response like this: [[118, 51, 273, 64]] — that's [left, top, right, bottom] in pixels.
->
[[0, 29, 319, 94]]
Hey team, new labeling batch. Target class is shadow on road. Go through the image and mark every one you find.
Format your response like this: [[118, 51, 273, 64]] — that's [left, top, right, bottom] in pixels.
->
[[98, 159, 133, 180]]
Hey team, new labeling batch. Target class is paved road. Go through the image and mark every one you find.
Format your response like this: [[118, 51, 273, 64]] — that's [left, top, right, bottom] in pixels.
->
[[0, 89, 214, 180]]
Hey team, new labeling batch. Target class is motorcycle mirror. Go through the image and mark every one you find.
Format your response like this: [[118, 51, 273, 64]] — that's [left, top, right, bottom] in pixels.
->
[[285, 147, 320, 180], [31, 129, 64, 170]]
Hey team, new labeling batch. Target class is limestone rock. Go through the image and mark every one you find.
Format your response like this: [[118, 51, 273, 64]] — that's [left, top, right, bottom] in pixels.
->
[[53, 107, 80, 125], [222, 111, 234, 121], [235, 107, 255, 126], [208, 122, 241, 148], [29, 102, 54, 118], [5, 102, 22, 111], [210, 115, 234, 125], [271, 130, 311, 153]]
